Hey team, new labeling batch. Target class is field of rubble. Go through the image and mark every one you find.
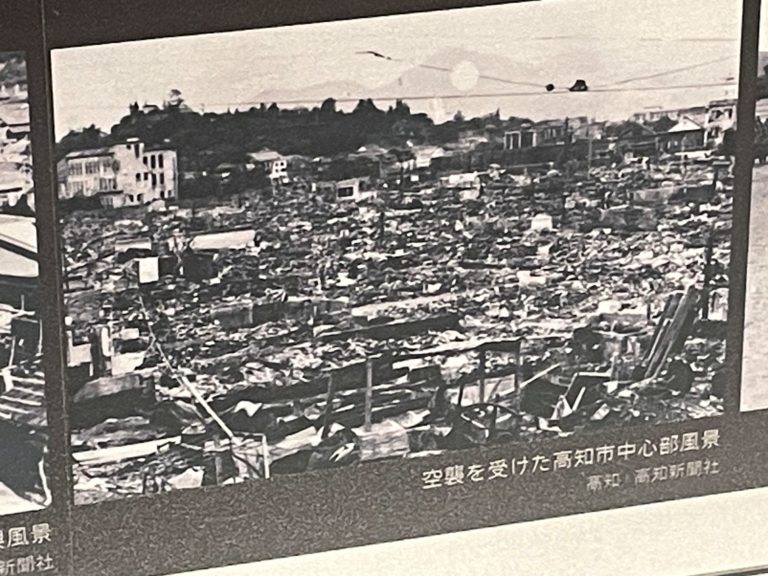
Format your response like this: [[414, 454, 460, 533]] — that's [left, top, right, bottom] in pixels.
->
[[61, 163, 731, 504]]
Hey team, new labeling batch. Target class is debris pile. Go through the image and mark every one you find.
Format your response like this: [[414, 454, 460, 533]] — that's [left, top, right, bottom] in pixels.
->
[[63, 159, 731, 503]]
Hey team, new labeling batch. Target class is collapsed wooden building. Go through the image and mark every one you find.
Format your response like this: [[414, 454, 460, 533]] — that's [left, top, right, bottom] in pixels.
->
[[62, 158, 730, 502], [0, 214, 49, 511]]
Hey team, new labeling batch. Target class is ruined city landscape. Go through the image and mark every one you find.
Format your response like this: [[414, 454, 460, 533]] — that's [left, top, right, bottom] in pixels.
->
[[0, 51, 50, 516], [51, 3, 745, 504]]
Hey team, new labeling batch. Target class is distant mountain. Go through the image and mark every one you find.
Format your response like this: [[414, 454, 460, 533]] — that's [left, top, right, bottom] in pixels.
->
[[373, 47, 544, 98], [251, 48, 546, 122], [0, 52, 26, 86], [369, 47, 545, 121], [249, 45, 737, 124]]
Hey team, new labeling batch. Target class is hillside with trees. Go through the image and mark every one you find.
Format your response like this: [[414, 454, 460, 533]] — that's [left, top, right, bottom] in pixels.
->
[[56, 94, 532, 174]]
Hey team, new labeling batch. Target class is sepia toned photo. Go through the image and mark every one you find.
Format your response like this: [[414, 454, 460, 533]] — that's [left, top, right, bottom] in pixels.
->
[[0, 50, 51, 516], [51, 0, 740, 505]]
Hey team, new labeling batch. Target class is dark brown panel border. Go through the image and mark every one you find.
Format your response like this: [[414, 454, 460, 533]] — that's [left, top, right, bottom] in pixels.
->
[[45, 0, 538, 49], [731, 0, 762, 412]]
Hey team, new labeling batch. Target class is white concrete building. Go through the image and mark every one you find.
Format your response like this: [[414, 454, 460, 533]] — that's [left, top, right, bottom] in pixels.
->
[[411, 145, 446, 170], [58, 138, 178, 208], [704, 99, 737, 148], [631, 106, 708, 125], [334, 178, 377, 202], [247, 149, 289, 184]]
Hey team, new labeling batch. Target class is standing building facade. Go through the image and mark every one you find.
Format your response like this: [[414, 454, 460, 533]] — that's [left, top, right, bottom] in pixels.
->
[[58, 138, 178, 208], [247, 149, 289, 184], [704, 99, 737, 148]]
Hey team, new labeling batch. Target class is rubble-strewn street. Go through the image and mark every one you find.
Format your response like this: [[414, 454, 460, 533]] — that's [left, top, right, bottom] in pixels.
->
[[0, 52, 50, 514], [62, 153, 731, 504]]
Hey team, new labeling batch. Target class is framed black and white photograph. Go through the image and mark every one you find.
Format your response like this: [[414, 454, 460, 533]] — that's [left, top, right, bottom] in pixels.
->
[[0, 0, 759, 574], [0, 49, 51, 517], [51, 0, 740, 505]]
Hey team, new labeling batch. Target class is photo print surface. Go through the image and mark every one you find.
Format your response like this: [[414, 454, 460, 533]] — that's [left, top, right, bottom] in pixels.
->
[[0, 50, 51, 516], [50, 0, 741, 505]]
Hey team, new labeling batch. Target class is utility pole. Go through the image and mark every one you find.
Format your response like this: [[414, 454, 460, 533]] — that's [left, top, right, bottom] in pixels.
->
[[364, 357, 375, 431], [702, 225, 715, 320], [321, 372, 337, 440], [478, 348, 487, 404]]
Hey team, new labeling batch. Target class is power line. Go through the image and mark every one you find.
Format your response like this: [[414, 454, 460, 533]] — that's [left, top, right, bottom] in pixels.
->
[[358, 49, 738, 93], [57, 80, 738, 111], [136, 292, 236, 442], [357, 50, 544, 89], [596, 55, 738, 88]]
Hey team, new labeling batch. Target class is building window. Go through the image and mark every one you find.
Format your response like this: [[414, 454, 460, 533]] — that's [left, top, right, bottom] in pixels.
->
[[143, 156, 148, 166], [70, 181, 85, 196], [521, 131, 535, 148], [160, 173, 165, 185], [144, 173, 149, 181], [150, 155, 157, 169], [151, 173, 157, 187], [136, 173, 141, 183], [158, 155, 164, 169], [505, 132, 521, 150]]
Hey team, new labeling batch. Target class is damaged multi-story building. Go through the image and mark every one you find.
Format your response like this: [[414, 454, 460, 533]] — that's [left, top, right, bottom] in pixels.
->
[[57, 137, 179, 208]]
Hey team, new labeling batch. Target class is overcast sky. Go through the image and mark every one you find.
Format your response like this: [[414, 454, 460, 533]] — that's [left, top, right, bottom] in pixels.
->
[[51, 0, 746, 139]]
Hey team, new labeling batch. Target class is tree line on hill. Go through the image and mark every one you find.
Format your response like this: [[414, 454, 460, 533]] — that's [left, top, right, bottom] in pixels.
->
[[56, 96, 530, 174]]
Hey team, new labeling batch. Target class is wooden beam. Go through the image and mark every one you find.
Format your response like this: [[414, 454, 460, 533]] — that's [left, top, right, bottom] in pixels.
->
[[478, 349, 487, 404], [72, 436, 183, 466], [321, 372, 337, 439], [364, 357, 374, 432], [499, 363, 562, 400]]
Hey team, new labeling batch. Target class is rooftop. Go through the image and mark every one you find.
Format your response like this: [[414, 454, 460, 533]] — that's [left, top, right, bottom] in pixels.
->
[[0, 102, 29, 127], [0, 172, 29, 193], [64, 147, 113, 160], [708, 98, 738, 107], [248, 149, 284, 162], [0, 214, 37, 280], [667, 116, 705, 133]]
